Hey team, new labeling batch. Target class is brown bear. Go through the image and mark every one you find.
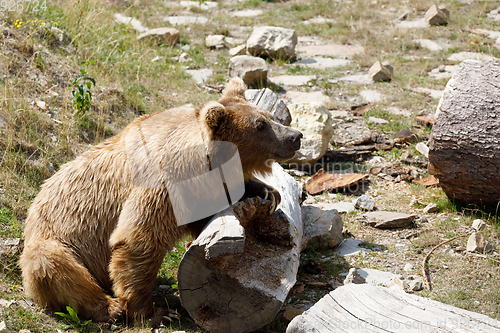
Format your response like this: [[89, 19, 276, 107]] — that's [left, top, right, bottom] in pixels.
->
[[20, 78, 302, 324]]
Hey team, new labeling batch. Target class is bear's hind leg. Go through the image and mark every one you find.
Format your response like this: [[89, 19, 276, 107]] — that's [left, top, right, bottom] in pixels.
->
[[20, 238, 123, 323]]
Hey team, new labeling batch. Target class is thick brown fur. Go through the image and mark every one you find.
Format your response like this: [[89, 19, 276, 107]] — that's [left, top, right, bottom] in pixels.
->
[[20, 78, 302, 323]]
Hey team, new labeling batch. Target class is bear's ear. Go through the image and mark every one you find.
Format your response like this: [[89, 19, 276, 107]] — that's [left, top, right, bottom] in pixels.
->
[[199, 101, 227, 130], [222, 77, 246, 98]]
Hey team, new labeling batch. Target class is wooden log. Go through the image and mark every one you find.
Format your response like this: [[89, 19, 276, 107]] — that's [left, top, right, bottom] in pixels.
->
[[177, 164, 302, 333], [287, 284, 500, 333], [428, 60, 500, 207]]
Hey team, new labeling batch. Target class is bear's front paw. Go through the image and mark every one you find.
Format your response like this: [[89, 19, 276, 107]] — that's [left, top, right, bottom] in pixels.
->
[[243, 180, 281, 214]]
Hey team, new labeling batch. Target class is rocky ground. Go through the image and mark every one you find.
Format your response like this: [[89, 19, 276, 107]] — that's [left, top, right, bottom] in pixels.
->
[[1, 0, 500, 332]]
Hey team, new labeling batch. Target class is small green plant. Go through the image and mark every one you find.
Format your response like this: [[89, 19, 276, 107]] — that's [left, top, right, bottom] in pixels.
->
[[71, 61, 96, 116], [55, 305, 92, 330]]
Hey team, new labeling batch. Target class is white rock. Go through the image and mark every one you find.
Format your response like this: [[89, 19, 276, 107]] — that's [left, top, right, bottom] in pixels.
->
[[354, 195, 375, 211], [270, 75, 316, 86], [447, 52, 498, 62], [298, 57, 351, 70], [404, 263, 414, 272], [113, 13, 148, 32], [408, 279, 423, 291], [414, 87, 444, 100], [205, 35, 225, 48], [339, 74, 372, 84], [368, 117, 388, 124], [467, 232, 495, 253], [229, 44, 246, 57], [343, 268, 366, 285], [137, 27, 180, 45], [414, 39, 448, 52], [36, 100, 47, 110], [472, 219, 486, 231], [315, 201, 355, 214], [396, 19, 429, 29], [368, 61, 393, 82], [246, 26, 297, 59], [287, 103, 334, 165], [415, 142, 429, 158], [284, 91, 330, 105], [360, 90, 383, 103], [0, 321, 10, 333], [423, 203, 439, 214], [231, 9, 263, 17], [334, 239, 372, 257], [164, 16, 208, 25], [228, 55, 268, 86], [302, 204, 343, 249], [296, 43, 364, 58], [180, 0, 217, 10], [358, 268, 403, 287], [387, 277, 406, 292], [186, 69, 213, 84], [424, 5, 449, 26]]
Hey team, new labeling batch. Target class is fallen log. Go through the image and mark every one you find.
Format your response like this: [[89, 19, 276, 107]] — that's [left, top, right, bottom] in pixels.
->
[[287, 284, 500, 333], [429, 60, 500, 207], [177, 164, 302, 333]]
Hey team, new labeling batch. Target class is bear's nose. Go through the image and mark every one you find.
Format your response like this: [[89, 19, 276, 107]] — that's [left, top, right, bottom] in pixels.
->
[[290, 132, 303, 143]]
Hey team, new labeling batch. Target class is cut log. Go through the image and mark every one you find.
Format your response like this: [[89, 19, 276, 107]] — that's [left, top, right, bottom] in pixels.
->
[[287, 284, 500, 333], [177, 164, 302, 333], [428, 60, 500, 207]]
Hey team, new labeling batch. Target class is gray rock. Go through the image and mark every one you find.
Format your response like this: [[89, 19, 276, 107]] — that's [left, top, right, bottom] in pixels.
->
[[472, 219, 486, 231], [334, 239, 372, 257], [229, 44, 246, 57], [0, 321, 10, 333], [228, 55, 268, 86], [363, 211, 415, 229], [246, 26, 297, 60], [368, 116, 388, 124], [368, 61, 393, 82], [302, 205, 343, 249], [354, 195, 375, 211], [321, 201, 355, 214], [287, 103, 334, 165], [408, 277, 424, 291], [298, 57, 351, 70], [270, 75, 316, 86], [163, 16, 208, 25], [244, 88, 291, 125], [137, 27, 180, 45], [205, 35, 225, 48], [343, 268, 366, 285], [186, 69, 213, 85], [447, 52, 498, 62], [231, 9, 263, 17], [467, 232, 495, 253], [360, 89, 383, 103], [425, 5, 449, 26], [429, 65, 459, 79], [296, 43, 364, 58], [284, 91, 330, 105], [358, 268, 403, 287], [113, 13, 148, 32], [423, 203, 439, 214], [414, 87, 444, 99]]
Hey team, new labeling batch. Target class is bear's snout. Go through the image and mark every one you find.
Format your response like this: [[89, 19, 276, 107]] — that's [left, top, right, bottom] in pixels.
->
[[289, 131, 303, 150]]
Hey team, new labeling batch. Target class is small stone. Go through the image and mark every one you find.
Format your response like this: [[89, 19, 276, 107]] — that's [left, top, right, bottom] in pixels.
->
[[424, 5, 449, 26], [36, 100, 47, 110], [181, 44, 191, 51], [354, 195, 375, 211], [0, 321, 10, 333], [228, 55, 268, 87], [178, 52, 191, 63], [415, 142, 429, 158], [229, 44, 247, 57], [416, 216, 428, 223], [368, 61, 393, 82], [363, 211, 415, 229], [368, 116, 389, 124], [19, 330, 30, 333], [472, 219, 486, 231], [302, 205, 343, 249], [467, 232, 495, 253], [423, 203, 439, 214], [205, 35, 225, 48], [387, 277, 405, 292], [246, 26, 297, 60], [403, 263, 414, 272], [455, 246, 466, 252], [137, 27, 180, 46], [186, 69, 213, 85], [344, 268, 366, 285], [110, 325, 120, 331], [392, 129, 418, 144], [408, 279, 423, 291], [409, 198, 419, 207]]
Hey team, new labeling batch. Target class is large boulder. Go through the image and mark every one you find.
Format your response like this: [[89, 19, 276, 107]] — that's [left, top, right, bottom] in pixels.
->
[[302, 205, 343, 250], [228, 55, 268, 87], [287, 103, 334, 166], [246, 26, 297, 60]]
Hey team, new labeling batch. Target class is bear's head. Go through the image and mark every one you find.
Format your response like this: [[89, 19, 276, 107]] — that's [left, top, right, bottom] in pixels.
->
[[197, 78, 302, 178]]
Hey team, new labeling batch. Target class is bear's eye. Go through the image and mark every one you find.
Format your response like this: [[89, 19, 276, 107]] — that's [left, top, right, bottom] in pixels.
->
[[257, 120, 266, 131]]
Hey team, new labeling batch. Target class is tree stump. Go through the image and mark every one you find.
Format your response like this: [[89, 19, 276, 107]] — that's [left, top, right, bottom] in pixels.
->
[[177, 164, 302, 333], [428, 60, 500, 207]]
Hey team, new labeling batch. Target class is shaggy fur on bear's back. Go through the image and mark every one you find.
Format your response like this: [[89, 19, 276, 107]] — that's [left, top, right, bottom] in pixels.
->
[[20, 78, 302, 323]]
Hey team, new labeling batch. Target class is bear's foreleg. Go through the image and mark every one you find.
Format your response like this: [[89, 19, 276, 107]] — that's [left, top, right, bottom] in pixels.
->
[[109, 189, 173, 324], [20, 238, 123, 322], [242, 179, 281, 213]]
